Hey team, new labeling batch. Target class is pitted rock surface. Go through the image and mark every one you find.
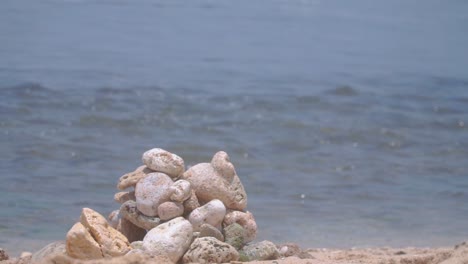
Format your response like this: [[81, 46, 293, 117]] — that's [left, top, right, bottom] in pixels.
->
[[181, 151, 247, 210], [117, 165, 153, 190], [142, 148, 185, 179], [135, 172, 174, 217]]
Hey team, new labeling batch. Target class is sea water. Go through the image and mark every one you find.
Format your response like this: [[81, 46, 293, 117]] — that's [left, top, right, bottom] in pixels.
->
[[1, 0, 468, 255]]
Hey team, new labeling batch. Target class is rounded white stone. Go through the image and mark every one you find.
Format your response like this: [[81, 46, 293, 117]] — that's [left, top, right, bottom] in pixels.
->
[[142, 217, 193, 263], [135, 172, 173, 217], [188, 199, 226, 231], [157, 201, 184, 221]]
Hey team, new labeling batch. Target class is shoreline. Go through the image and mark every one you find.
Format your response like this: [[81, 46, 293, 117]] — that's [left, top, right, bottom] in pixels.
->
[[1, 240, 467, 264]]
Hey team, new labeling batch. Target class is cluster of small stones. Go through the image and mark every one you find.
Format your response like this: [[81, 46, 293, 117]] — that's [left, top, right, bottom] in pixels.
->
[[63, 148, 285, 263]]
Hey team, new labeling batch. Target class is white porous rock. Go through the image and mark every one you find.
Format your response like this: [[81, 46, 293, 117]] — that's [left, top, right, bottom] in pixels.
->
[[170, 180, 192, 203], [142, 148, 185, 178], [181, 151, 247, 210], [223, 210, 257, 243], [188, 199, 226, 231], [182, 237, 239, 264], [142, 217, 193, 263], [157, 201, 184, 221], [135, 172, 174, 217]]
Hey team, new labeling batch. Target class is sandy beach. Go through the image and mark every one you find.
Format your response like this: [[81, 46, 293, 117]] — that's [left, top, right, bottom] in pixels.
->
[[2, 240, 468, 264]]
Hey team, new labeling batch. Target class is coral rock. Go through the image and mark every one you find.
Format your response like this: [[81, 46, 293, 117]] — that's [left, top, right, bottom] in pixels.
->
[[142, 148, 185, 179], [157, 201, 184, 221], [199, 223, 224, 242], [114, 191, 136, 204], [66, 222, 103, 259], [135, 172, 174, 217], [80, 208, 130, 257], [120, 200, 161, 230], [142, 217, 193, 263], [188, 199, 226, 231], [117, 165, 153, 190], [223, 210, 257, 243], [181, 151, 247, 210], [182, 237, 239, 264], [241, 240, 280, 261], [169, 180, 192, 203], [223, 223, 246, 250]]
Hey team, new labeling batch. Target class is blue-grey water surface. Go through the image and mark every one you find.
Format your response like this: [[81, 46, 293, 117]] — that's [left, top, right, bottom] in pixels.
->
[[1, 0, 468, 256]]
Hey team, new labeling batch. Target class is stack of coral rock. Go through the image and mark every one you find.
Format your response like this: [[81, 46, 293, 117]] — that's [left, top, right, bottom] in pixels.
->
[[65, 148, 280, 263]]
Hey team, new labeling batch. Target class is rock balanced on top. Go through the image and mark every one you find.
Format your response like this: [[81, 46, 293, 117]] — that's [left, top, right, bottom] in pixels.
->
[[65, 147, 266, 263]]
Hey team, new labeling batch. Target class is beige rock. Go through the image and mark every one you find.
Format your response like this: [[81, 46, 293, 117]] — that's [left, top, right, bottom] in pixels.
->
[[142, 217, 193, 263], [183, 190, 200, 216], [119, 217, 147, 243], [199, 223, 224, 242], [182, 237, 239, 264], [66, 222, 103, 259], [223, 210, 257, 243], [142, 148, 185, 178], [120, 200, 161, 230], [32, 241, 66, 263], [114, 191, 136, 204], [169, 180, 191, 203], [117, 165, 153, 190], [80, 208, 130, 257], [135, 172, 174, 217], [157, 201, 184, 221], [181, 151, 247, 210], [188, 199, 226, 231]]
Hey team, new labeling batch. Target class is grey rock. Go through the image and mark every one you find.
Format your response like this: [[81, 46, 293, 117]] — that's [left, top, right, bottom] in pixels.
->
[[223, 223, 245, 250], [182, 237, 239, 264], [120, 200, 161, 230], [199, 223, 224, 242], [241, 240, 280, 261], [223, 210, 257, 243]]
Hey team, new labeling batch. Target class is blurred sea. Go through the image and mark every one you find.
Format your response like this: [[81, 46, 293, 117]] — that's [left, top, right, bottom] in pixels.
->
[[1, 0, 468, 256]]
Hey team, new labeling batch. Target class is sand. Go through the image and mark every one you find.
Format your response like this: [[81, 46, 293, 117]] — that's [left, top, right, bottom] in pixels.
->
[[2, 241, 468, 264]]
